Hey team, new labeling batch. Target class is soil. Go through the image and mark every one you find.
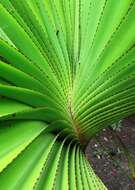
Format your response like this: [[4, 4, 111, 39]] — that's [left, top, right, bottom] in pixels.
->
[[85, 115, 135, 190]]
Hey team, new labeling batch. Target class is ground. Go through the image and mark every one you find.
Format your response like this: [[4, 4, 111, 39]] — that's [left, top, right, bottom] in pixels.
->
[[86, 115, 135, 190]]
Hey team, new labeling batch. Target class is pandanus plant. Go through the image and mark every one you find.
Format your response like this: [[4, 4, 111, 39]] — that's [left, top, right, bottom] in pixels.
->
[[0, 0, 135, 189]]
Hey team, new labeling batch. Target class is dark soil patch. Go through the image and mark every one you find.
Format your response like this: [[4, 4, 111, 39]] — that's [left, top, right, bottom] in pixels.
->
[[85, 115, 135, 190]]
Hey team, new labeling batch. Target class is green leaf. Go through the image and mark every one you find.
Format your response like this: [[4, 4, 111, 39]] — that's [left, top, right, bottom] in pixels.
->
[[0, 0, 135, 189]]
